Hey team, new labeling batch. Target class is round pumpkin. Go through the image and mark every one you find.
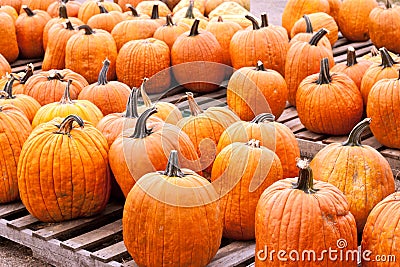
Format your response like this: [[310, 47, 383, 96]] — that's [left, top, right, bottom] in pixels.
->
[[47, 0, 81, 18], [175, 1, 208, 30], [20, 0, 56, 12], [0, 63, 34, 94], [87, 2, 125, 33], [136, 1, 170, 17], [211, 140, 283, 240], [255, 159, 358, 266], [310, 118, 395, 236], [205, 0, 249, 16], [117, 0, 141, 12], [172, 3, 204, 21], [208, 1, 249, 19], [0, 11, 19, 63], [18, 115, 110, 222], [361, 46, 398, 63], [123, 150, 223, 267], [0, 4, 18, 21], [32, 80, 104, 128], [153, 14, 191, 50], [296, 58, 363, 135], [123, 4, 149, 20], [78, 0, 122, 23], [173, 0, 205, 15], [0, 53, 11, 77]]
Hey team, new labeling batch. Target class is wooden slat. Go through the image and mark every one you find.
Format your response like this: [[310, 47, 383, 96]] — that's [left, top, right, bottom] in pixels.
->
[[0, 202, 26, 218], [362, 136, 384, 150], [207, 241, 255, 267], [334, 45, 375, 63], [332, 37, 349, 49], [61, 219, 122, 251], [33, 202, 123, 241], [322, 135, 348, 144], [295, 130, 326, 142], [276, 106, 298, 123], [90, 241, 129, 263], [11, 61, 42, 74], [7, 214, 39, 230], [10, 58, 42, 68], [122, 260, 138, 267], [283, 118, 305, 133], [381, 148, 400, 160], [333, 40, 372, 57]]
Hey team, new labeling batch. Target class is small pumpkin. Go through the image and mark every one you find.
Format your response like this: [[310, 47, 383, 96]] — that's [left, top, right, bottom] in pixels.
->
[[0, 11, 19, 63], [172, 3, 204, 21], [47, 0, 81, 18], [87, 2, 124, 33], [136, 1, 171, 17], [208, 1, 248, 19], [78, 0, 122, 23], [361, 46, 398, 63], [117, 0, 141, 12], [153, 14, 191, 50]]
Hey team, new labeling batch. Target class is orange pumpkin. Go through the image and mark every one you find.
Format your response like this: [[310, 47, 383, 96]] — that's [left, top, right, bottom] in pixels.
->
[[175, 1, 208, 30], [78, 0, 122, 23], [0, 0, 22, 14], [0, 11, 19, 63], [0, 4, 18, 21], [20, 0, 56, 12], [123, 4, 149, 20], [327, 0, 341, 22], [87, 2, 125, 33], [47, 0, 81, 18], [153, 14, 191, 50], [136, 1, 170, 17], [1, 63, 34, 94], [0, 53, 11, 77], [117, 0, 141, 12]]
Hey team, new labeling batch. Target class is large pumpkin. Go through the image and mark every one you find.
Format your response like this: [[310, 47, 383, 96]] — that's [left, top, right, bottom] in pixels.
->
[[77, 0, 122, 23], [310, 118, 395, 236], [255, 159, 358, 266], [297, 58, 363, 135], [0, 104, 31, 203], [153, 14, 191, 50], [0, 12, 19, 63], [123, 150, 223, 267], [86, 2, 125, 33], [18, 115, 110, 222], [211, 140, 283, 240]]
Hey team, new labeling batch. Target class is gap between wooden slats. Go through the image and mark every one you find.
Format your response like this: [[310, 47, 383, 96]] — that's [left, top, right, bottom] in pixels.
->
[[0, 202, 26, 218], [6, 214, 39, 230], [207, 241, 255, 267]]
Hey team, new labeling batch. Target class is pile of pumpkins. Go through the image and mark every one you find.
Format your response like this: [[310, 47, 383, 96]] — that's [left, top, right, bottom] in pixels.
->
[[0, 0, 400, 266]]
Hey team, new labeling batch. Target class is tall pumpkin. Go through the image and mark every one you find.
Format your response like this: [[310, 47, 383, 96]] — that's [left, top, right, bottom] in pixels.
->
[[0, 12, 19, 63], [123, 150, 223, 267], [65, 24, 118, 84], [310, 118, 395, 236], [0, 104, 31, 203], [255, 159, 358, 266], [296, 58, 363, 135], [211, 140, 283, 240], [18, 115, 110, 222]]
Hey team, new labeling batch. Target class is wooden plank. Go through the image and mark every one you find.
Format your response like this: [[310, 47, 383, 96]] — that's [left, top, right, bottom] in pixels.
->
[[6, 214, 39, 230], [33, 202, 123, 241], [276, 106, 298, 123], [333, 40, 372, 57], [362, 136, 384, 150], [283, 118, 305, 133], [207, 241, 255, 267], [332, 37, 349, 49], [334, 45, 375, 63], [322, 135, 348, 144], [0, 202, 26, 218], [295, 130, 326, 142], [10, 58, 42, 68], [122, 260, 138, 267], [247, 263, 255, 267], [381, 148, 400, 160], [11, 61, 42, 74], [61, 219, 123, 251], [90, 241, 129, 263], [297, 139, 327, 159]]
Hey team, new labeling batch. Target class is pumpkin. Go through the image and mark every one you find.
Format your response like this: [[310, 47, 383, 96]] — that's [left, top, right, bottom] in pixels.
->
[[172, 3, 204, 21], [42, 20, 80, 71], [227, 60, 288, 121], [32, 80, 103, 128], [327, 0, 341, 22], [310, 118, 395, 237], [78, 0, 122, 23], [0, 11, 19, 63], [15, 5, 50, 59], [177, 92, 239, 174], [337, 0, 378, 41], [47, 0, 81, 18], [20, 0, 56, 12], [369, 1, 400, 54], [297, 58, 363, 135], [360, 47, 400, 106], [230, 14, 288, 77], [123, 150, 223, 267], [331, 46, 373, 89], [361, 46, 398, 63], [205, 16, 241, 67], [123, 4, 149, 20], [111, 15, 159, 51], [208, 1, 248, 19], [285, 28, 334, 106], [18, 115, 110, 222], [171, 19, 224, 93], [209, 14, 253, 29], [361, 192, 400, 266], [147, 4, 166, 26], [116, 38, 171, 92], [137, 78, 182, 125], [153, 14, 190, 50], [367, 69, 400, 149], [42, 2, 83, 50], [173, 0, 205, 15], [0, 4, 18, 21], [87, 2, 125, 33], [211, 140, 283, 240], [217, 113, 300, 178], [65, 24, 118, 84], [0, 104, 31, 203], [78, 59, 131, 116], [281, 0, 330, 35], [290, 12, 338, 45], [96, 87, 162, 147], [117, 0, 141, 12], [0, 0, 21, 13], [136, 1, 171, 17], [0, 53, 11, 76], [109, 107, 201, 197], [205, 0, 249, 16], [176, 0, 208, 30], [0, 75, 41, 122], [24, 69, 88, 105], [255, 159, 358, 266], [1, 63, 33, 95]]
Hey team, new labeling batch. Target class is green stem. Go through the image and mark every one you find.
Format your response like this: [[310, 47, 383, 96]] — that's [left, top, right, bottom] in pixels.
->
[[22, 5, 35, 16], [189, 19, 200, 36], [346, 46, 358, 67], [342, 118, 371, 146], [130, 107, 157, 138], [59, 80, 73, 104], [78, 24, 95, 35], [186, 92, 203, 116], [309, 28, 328, 46], [316, 58, 331, 85], [245, 15, 260, 30], [251, 113, 275, 123], [303, 15, 313, 33], [260, 12, 268, 27], [124, 88, 139, 118], [380, 47, 396, 68], [160, 150, 185, 177], [125, 4, 139, 17], [19, 63, 34, 84], [59, 2, 68, 18], [292, 159, 318, 194], [97, 59, 110, 85], [55, 115, 85, 135], [184, 0, 195, 19], [151, 4, 159, 19]]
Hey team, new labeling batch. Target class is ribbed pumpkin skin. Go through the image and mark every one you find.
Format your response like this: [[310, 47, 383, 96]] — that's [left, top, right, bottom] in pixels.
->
[[20, 0, 56, 11], [42, 15, 83, 50], [327, 0, 341, 22], [1, 0, 22, 14], [0, 53, 11, 76], [0, 12, 19, 63], [0, 5, 18, 21], [361, 192, 400, 266], [47, 0, 81, 18], [77, 0, 122, 23], [116, 38, 171, 93], [338, 0, 378, 41], [0, 105, 31, 203], [211, 142, 283, 240], [0, 93, 40, 122], [17, 116, 110, 222], [87, 10, 125, 33], [153, 16, 190, 50]]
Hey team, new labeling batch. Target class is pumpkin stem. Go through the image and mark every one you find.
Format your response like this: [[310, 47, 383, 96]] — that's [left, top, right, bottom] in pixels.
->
[[245, 15, 260, 30], [316, 58, 331, 85], [125, 4, 139, 17], [370, 46, 379, 57], [165, 14, 175, 26], [130, 106, 157, 138], [346, 46, 358, 67], [218, 16, 223, 22], [186, 92, 203, 116], [97, 58, 110, 85], [63, 20, 75, 30], [380, 47, 397, 68], [59, 2, 68, 18], [292, 158, 318, 194], [78, 24, 95, 35], [189, 19, 200, 36], [309, 28, 328, 46], [61, 0, 69, 3], [303, 15, 313, 33], [256, 60, 266, 71], [55, 115, 85, 135], [386, 0, 392, 9], [48, 70, 65, 81], [161, 150, 185, 177], [151, 4, 159, 19], [246, 139, 261, 148], [22, 5, 35, 16], [97, 2, 108, 13], [184, 0, 195, 19], [140, 78, 153, 107], [260, 12, 268, 27], [19, 63, 34, 84], [342, 118, 371, 146], [251, 113, 275, 123], [59, 80, 73, 104], [1, 74, 15, 99], [124, 88, 139, 118]]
